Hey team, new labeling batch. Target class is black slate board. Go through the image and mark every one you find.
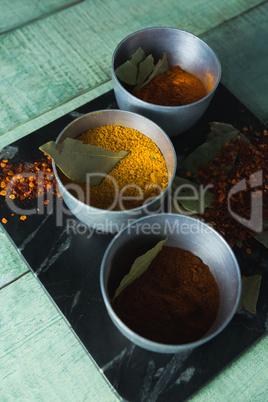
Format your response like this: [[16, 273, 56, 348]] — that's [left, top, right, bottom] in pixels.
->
[[1, 85, 267, 402]]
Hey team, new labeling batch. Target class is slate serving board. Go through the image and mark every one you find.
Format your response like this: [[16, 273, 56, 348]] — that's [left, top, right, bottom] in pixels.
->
[[1, 85, 267, 402]]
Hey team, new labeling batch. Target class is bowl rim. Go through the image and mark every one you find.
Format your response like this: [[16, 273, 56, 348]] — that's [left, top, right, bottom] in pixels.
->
[[100, 213, 242, 353], [112, 26, 222, 110], [52, 109, 177, 215]]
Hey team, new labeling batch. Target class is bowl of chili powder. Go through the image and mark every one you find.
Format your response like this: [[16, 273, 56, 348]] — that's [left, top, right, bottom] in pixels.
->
[[52, 109, 176, 233], [112, 27, 221, 137], [100, 213, 241, 353]]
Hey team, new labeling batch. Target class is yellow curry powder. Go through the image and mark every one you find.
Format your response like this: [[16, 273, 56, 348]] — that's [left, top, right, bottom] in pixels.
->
[[59, 125, 168, 210]]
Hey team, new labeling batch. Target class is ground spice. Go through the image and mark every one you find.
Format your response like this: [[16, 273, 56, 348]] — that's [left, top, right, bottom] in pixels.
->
[[134, 65, 207, 106], [113, 246, 219, 344], [59, 125, 168, 210]]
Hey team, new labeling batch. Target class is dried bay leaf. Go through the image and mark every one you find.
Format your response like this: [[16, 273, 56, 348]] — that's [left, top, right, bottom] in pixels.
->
[[113, 237, 167, 300], [115, 61, 138, 85], [129, 47, 146, 66], [115, 47, 146, 85], [171, 176, 214, 213], [136, 54, 154, 85], [116, 46, 169, 89], [39, 138, 129, 185], [183, 130, 240, 176], [206, 122, 239, 140], [134, 52, 169, 90], [237, 275, 262, 314], [253, 229, 268, 248]]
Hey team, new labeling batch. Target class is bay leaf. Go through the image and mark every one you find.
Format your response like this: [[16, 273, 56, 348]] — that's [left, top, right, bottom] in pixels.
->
[[115, 47, 145, 85], [134, 52, 169, 90], [113, 237, 167, 300], [237, 275, 262, 314], [136, 54, 155, 85], [171, 176, 214, 213], [115, 60, 138, 85], [206, 122, 239, 140], [39, 138, 129, 185], [169, 195, 192, 215], [182, 130, 240, 176], [253, 229, 268, 248], [129, 47, 146, 66]]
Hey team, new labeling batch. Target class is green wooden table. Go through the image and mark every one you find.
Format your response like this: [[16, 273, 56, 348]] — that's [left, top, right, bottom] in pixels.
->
[[0, 0, 267, 400]]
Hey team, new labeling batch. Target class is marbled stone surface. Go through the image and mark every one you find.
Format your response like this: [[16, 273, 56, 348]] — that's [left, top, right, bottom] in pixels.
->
[[0, 87, 267, 401]]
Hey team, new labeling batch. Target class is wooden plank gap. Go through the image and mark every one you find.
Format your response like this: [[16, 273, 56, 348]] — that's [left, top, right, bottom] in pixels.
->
[[200, 0, 267, 37], [0, 270, 30, 291], [0, 0, 85, 36]]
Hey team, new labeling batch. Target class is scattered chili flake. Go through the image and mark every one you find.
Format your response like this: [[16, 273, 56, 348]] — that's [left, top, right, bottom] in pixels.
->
[[254, 131, 261, 137], [246, 248, 252, 254], [195, 130, 268, 246], [0, 155, 61, 221], [185, 171, 191, 177], [2, 218, 8, 224], [264, 129, 268, 136], [20, 215, 27, 221]]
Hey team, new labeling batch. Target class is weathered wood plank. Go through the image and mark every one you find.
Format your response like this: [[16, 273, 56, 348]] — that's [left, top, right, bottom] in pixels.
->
[[0, 225, 29, 288], [0, 0, 84, 34], [201, 1, 268, 125], [192, 334, 268, 401], [0, 0, 264, 136], [0, 80, 113, 149], [0, 272, 118, 401]]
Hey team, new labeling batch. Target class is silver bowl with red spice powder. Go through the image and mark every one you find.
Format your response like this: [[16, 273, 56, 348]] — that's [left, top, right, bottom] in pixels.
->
[[100, 214, 241, 353], [112, 27, 221, 137]]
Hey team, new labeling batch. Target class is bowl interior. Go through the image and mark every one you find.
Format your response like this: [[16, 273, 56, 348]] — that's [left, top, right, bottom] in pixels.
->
[[113, 27, 221, 94], [101, 214, 241, 352], [55, 109, 176, 183]]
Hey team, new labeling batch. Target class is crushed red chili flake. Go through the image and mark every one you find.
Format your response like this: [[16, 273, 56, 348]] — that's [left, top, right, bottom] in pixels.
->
[[254, 131, 261, 137], [2, 218, 8, 224], [0, 155, 61, 220], [20, 215, 27, 221], [196, 134, 268, 246]]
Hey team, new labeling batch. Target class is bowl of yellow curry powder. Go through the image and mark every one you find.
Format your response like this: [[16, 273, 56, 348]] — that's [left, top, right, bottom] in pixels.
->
[[112, 27, 221, 137], [100, 214, 241, 353], [51, 109, 176, 233]]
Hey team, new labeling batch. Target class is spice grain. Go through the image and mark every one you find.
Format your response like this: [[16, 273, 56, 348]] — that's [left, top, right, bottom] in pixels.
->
[[60, 125, 168, 210], [113, 246, 219, 344], [134, 65, 207, 106]]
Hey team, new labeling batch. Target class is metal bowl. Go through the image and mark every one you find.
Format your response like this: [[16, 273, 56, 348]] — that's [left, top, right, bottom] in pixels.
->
[[52, 110, 176, 233], [100, 214, 241, 353], [112, 27, 221, 137]]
